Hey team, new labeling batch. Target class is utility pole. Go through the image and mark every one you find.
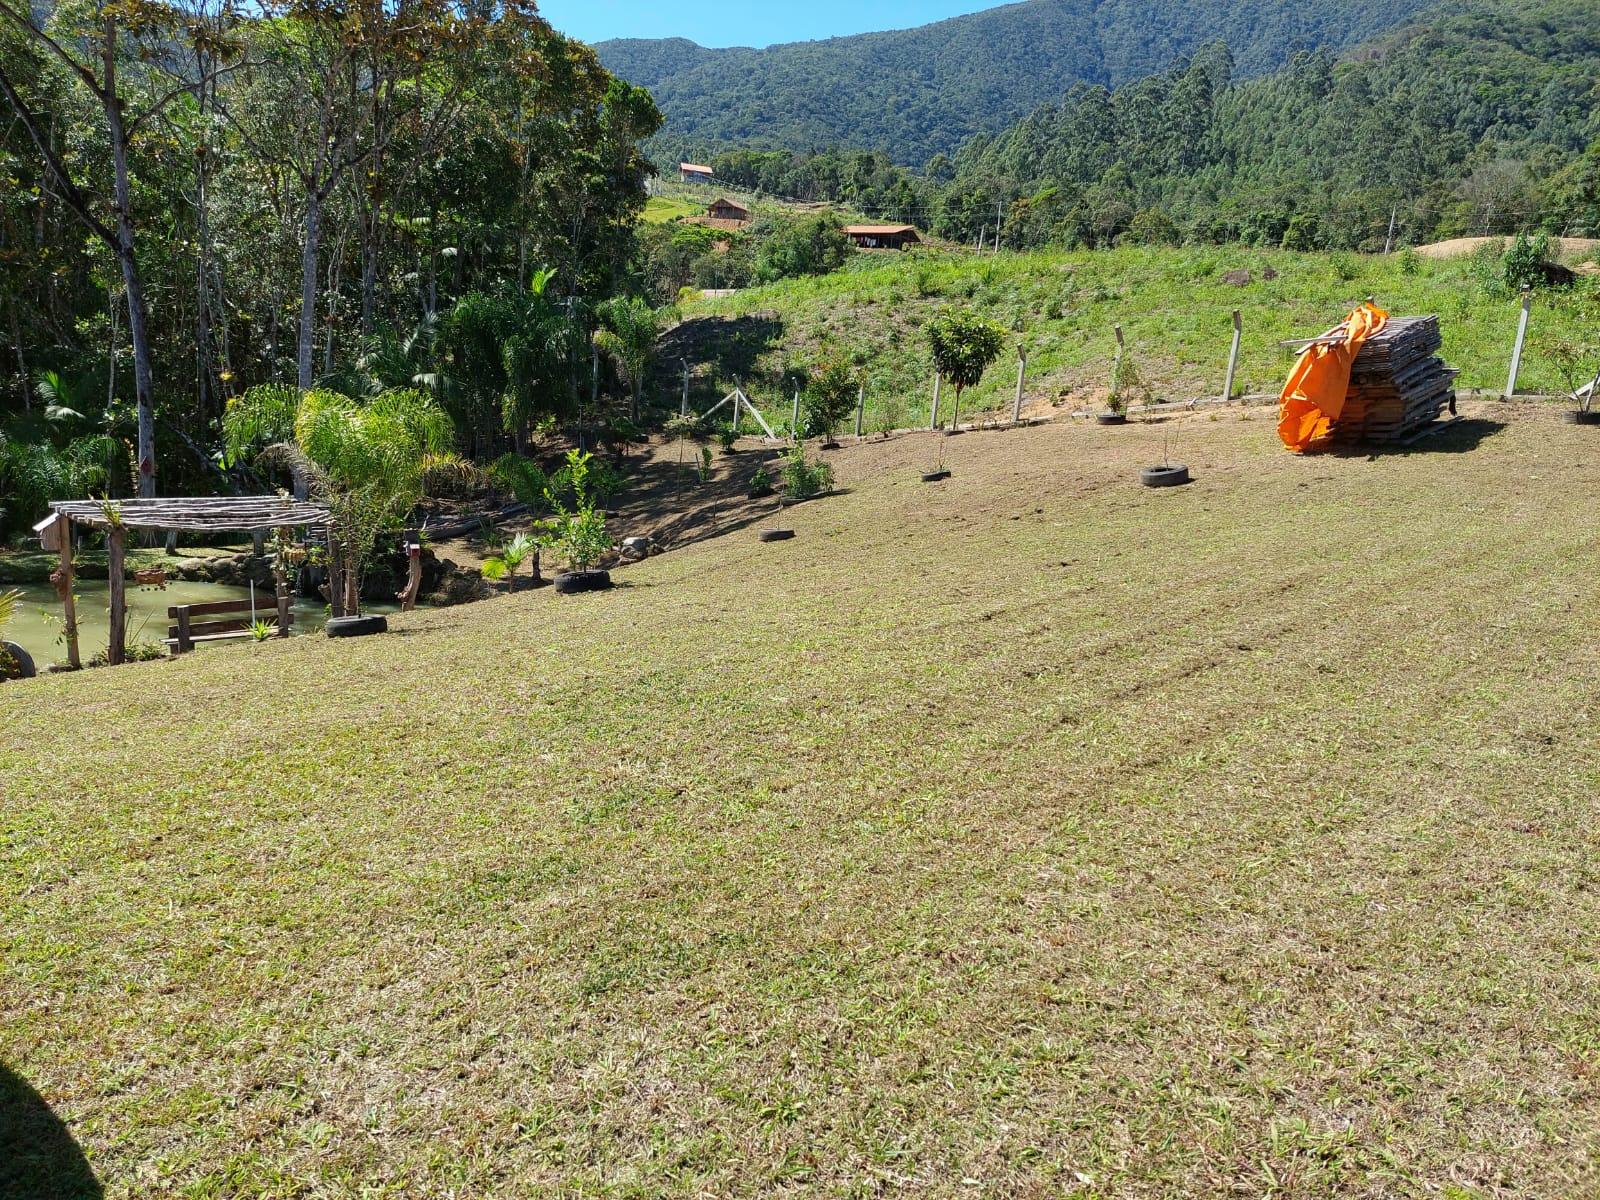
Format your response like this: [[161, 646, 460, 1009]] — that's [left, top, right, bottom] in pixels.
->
[[994, 200, 1003, 255], [1383, 205, 1398, 255]]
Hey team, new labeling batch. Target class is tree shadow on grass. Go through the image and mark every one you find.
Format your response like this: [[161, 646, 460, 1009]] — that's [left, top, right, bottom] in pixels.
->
[[0, 1063, 102, 1200], [655, 314, 786, 400]]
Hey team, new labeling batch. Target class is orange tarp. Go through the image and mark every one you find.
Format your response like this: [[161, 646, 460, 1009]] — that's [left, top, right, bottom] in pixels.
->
[[1277, 302, 1389, 453]]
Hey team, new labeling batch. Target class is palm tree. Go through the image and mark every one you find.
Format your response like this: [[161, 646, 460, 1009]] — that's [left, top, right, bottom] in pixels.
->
[[481, 531, 539, 591], [228, 387, 453, 616], [595, 297, 675, 420]]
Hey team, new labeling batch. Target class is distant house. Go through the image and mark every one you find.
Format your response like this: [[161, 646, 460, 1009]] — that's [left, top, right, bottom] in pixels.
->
[[680, 162, 714, 183], [843, 224, 921, 250], [707, 197, 750, 222]]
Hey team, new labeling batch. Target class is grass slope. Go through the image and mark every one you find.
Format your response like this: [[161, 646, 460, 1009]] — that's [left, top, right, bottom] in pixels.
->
[[5, 406, 1600, 1197], [669, 246, 1600, 427]]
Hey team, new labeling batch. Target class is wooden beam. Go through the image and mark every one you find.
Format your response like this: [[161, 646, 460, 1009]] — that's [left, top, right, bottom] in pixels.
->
[[107, 524, 127, 666]]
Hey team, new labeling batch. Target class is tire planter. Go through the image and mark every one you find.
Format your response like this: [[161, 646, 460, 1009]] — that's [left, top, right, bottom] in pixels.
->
[[1, 640, 37, 680], [759, 529, 795, 543], [921, 469, 952, 482], [1563, 409, 1600, 425], [1097, 412, 1128, 426], [553, 569, 613, 595], [1139, 464, 1191, 488], [326, 614, 389, 638]]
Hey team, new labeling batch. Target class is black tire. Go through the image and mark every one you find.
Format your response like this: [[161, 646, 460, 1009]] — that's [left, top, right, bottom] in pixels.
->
[[1, 640, 37, 680], [921, 469, 951, 482], [1563, 409, 1600, 425], [1097, 412, 1128, 426], [553, 570, 613, 595], [759, 529, 795, 543], [1140, 464, 1191, 488], [326, 614, 389, 638]]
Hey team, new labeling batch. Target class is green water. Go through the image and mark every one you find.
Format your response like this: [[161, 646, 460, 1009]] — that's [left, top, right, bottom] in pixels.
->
[[3, 579, 351, 666]]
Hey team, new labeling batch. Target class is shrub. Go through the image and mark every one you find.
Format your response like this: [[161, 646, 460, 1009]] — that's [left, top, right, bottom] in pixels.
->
[[1503, 232, 1551, 291], [781, 443, 833, 500], [540, 450, 611, 572]]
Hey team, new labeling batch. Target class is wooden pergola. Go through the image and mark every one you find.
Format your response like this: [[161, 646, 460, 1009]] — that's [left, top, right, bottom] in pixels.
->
[[38, 496, 329, 668]]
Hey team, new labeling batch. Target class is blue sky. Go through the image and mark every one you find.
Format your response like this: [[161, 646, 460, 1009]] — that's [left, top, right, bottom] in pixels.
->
[[537, 0, 1000, 48]]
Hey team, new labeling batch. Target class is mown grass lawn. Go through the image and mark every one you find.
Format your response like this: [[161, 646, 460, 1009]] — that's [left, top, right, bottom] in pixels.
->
[[677, 244, 1600, 428], [4, 403, 1599, 1198]]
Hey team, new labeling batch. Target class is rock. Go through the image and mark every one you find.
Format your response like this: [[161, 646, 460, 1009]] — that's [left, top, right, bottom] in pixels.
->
[[1224, 269, 1252, 287], [1261, 264, 1278, 281], [619, 535, 655, 563]]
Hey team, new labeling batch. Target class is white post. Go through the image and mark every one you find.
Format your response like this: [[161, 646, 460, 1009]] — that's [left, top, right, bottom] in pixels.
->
[[1383, 205, 1398, 255], [855, 383, 866, 438], [731, 386, 741, 434], [1505, 286, 1532, 400], [930, 372, 942, 430], [791, 388, 801, 442], [976, 225, 985, 252], [1222, 309, 1242, 404], [1013, 345, 1026, 424], [680, 360, 689, 417]]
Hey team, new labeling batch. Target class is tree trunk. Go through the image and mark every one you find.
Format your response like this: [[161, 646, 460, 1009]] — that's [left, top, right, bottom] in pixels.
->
[[297, 188, 322, 390], [103, 25, 156, 498]]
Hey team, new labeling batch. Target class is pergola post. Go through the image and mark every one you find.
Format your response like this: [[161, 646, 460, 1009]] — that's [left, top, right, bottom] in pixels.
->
[[107, 523, 127, 666], [37, 514, 79, 669]]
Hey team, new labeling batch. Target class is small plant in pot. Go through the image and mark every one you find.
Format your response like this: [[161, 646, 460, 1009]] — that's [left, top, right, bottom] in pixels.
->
[[1100, 348, 1145, 425], [928, 307, 1006, 434], [1543, 334, 1600, 425], [748, 463, 775, 499], [1140, 431, 1191, 488], [542, 449, 614, 594], [481, 531, 541, 592]]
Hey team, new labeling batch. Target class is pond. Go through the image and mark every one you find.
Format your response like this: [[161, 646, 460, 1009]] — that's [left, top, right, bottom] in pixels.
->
[[2, 578, 393, 667]]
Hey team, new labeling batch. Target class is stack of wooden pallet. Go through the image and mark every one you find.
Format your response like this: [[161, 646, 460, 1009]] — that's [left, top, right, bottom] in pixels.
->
[[1335, 315, 1457, 445]]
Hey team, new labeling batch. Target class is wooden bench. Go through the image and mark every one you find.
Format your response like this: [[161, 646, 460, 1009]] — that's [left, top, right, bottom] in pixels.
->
[[166, 592, 292, 654]]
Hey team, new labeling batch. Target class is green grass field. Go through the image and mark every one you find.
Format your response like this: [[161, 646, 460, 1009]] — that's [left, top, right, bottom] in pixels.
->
[[4, 403, 1599, 1197], [642, 195, 704, 224], [671, 245, 1600, 428]]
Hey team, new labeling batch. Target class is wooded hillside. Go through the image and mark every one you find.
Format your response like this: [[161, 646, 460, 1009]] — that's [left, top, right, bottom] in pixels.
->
[[598, 0, 1433, 166]]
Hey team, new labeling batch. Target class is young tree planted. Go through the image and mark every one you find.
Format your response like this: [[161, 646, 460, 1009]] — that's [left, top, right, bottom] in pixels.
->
[[928, 309, 1006, 429]]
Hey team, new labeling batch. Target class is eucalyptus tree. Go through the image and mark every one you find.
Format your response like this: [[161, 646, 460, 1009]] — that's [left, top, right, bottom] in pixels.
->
[[0, 0, 242, 496]]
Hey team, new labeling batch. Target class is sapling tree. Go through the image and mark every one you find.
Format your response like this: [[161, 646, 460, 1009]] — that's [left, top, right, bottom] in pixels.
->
[[802, 360, 858, 445], [928, 309, 1006, 429], [541, 449, 611, 573]]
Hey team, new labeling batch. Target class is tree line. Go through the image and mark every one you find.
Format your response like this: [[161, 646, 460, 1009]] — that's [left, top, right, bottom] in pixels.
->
[[1, 0, 659, 524]]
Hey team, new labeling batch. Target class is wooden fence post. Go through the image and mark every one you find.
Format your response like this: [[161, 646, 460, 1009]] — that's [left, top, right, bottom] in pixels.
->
[[398, 527, 422, 613], [1505, 285, 1532, 400], [107, 524, 127, 666], [1013, 345, 1026, 424], [855, 383, 866, 438], [930, 372, 942, 430], [791, 388, 801, 442], [1222, 310, 1243, 403]]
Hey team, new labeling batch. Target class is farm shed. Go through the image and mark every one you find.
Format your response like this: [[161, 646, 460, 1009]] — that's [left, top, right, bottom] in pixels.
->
[[679, 162, 714, 182], [706, 197, 750, 222], [843, 224, 920, 250]]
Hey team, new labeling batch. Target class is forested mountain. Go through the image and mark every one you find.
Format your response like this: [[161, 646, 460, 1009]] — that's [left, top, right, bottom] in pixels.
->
[[687, 0, 1600, 258], [596, 0, 1434, 166], [941, 0, 1600, 249]]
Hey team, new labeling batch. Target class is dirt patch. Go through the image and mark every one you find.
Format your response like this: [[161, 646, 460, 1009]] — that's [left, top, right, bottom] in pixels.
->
[[1413, 235, 1600, 260]]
